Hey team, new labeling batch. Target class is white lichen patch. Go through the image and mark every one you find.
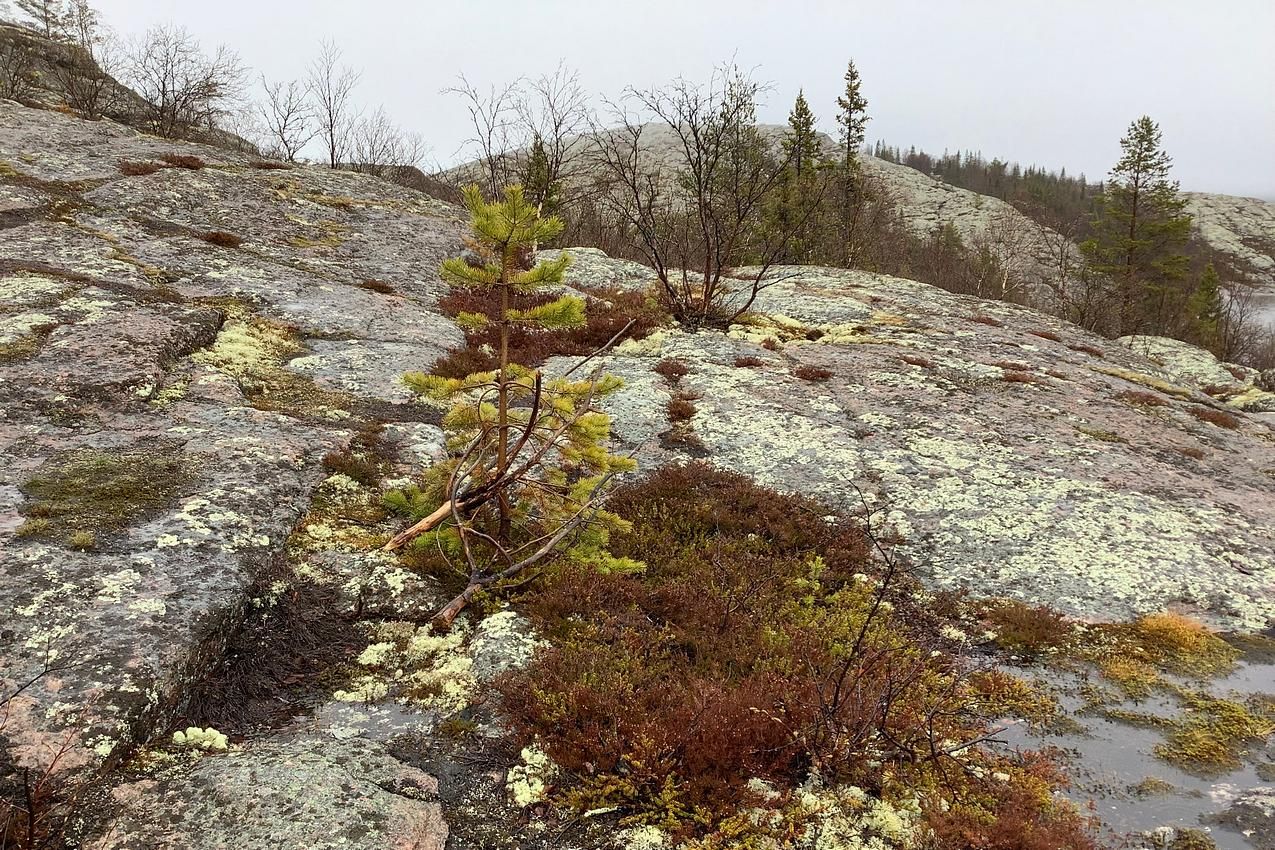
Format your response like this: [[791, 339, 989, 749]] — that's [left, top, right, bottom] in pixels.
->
[[334, 620, 478, 714], [506, 744, 558, 808], [797, 783, 922, 850]]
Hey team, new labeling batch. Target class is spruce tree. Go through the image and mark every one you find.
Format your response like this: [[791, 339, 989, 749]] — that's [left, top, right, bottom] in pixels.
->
[[1186, 262, 1223, 346], [521, 133, 559, 221], [386, 184, 638, 627], [835, 60, 869, 169], [1081, 116, 1192, 336], [770, 90, 825, 263], [833, 60, 870, 265], [783, 90, 820, 178]]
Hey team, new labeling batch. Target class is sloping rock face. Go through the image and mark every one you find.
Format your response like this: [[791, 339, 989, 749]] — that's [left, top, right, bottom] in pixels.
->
[[0, 99, 463, 806], [855, 152, 1078, 290], [544, 248, 1275, 630], [1184, 191, 1275, 322]]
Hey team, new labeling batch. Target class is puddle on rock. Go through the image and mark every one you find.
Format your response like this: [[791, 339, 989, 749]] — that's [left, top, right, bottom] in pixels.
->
[[999, 659, 1275, 850]]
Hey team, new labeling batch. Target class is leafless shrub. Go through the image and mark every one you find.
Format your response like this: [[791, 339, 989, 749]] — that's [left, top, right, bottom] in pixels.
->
[[0, 38, 38, 102], [306, 40, 361, 168], [124, 24, 245, 138], [734, 355, 765, 368], [445, 73, 521, 197], [349, 106, 425, 177], [255, 76, 314, 162], [590, 64, 819, 327]]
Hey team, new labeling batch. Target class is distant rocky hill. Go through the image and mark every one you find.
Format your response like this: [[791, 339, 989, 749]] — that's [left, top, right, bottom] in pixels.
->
[[1184, 191, 1275, 320], [2, 101, 1274, 848]]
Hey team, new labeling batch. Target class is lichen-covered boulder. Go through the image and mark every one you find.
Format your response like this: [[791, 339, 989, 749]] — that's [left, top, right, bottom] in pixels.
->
[[548, 258, 1275, 630], [89, 736, 447, 850]]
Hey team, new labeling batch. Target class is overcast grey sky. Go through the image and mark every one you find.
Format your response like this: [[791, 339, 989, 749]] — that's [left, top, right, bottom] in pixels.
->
[[91, 0, 1275, 198]]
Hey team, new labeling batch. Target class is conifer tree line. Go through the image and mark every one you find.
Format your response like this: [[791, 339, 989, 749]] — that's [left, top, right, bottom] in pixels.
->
[[4, 1, 1270, 364]]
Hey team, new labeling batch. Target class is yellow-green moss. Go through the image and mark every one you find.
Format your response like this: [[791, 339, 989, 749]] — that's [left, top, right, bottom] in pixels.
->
[[1153, 691, 1273, 776], [19, 446, 189, 541], [1092, 366, 1193, 398]]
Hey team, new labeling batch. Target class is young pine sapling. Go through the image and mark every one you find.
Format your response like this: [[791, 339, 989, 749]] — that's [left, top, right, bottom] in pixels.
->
[[384, 184, 639, 628]]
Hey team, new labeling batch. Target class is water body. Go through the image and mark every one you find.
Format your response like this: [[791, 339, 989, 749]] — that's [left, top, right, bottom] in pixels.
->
[[999, 661, 1275, 850]]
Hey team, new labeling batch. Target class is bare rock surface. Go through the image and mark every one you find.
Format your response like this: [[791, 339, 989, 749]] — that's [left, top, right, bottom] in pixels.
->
[[91, 736, 448, 850], [1, 100, 461, 841]]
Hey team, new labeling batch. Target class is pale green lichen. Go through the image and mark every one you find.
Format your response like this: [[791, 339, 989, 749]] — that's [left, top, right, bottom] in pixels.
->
[[334, 620, 478, 713], [507, 744, 558, 807], [172, 726, 229, 751]]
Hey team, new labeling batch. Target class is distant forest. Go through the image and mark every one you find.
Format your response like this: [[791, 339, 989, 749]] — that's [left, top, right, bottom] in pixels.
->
[[870, 142, 1101, 234]]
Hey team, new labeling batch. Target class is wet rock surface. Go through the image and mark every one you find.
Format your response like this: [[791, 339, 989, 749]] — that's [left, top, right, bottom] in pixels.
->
[[1, 101, 463, 843]]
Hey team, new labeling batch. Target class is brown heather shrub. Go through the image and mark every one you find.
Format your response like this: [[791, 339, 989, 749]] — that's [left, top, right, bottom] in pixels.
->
[[500, 465, 1094, 841], [761, 337, 781, 351], [900, 354, 934, 368], [991, 360, 1032, 371], [1201, 383, 1237, 397], [200, 231, 243, 249], [1175, 445, 1207, 460], [1047, 369, 1070, 381], [923, 752, 1099, 850], [1189, 406, 1241, 430], [793, 365, 833, 382], [733, 355, 766, 368], [970, 314, 1003, 327], [1068, 343, 1105, 357], [117, 160, 162, 176], [1117, 389, 1169, 407], [249, 160, 292, 170], [358, 279, 397, 295], [982, 600, 1075, 659], [159, 153, 205, 170], [1225, 365, 1247, 381], [430, 284, 667, 378], [1028, 329, 1063, 342], [666, 397, 697, 422], [653, 358, 689, 382], [1002, 371, 1047, 385]]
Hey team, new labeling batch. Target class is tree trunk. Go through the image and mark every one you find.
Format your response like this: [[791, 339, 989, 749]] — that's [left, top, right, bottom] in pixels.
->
[[431, 582, 483, 631], [381, 500, 454, 552]]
